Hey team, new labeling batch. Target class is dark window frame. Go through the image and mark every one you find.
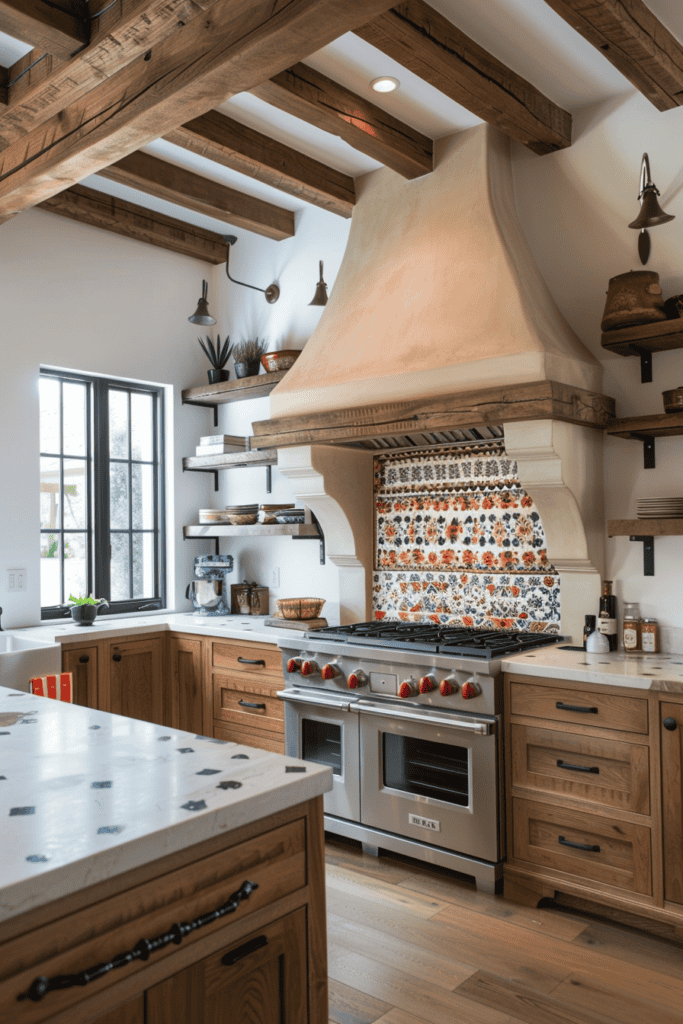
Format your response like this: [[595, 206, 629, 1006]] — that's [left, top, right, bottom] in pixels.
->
[[40, 369, 166, 619]]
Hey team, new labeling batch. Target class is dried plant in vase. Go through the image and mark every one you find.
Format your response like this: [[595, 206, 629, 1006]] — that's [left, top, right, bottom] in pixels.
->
[[232, 338, 268, 378], [197, 334, 233, 384]]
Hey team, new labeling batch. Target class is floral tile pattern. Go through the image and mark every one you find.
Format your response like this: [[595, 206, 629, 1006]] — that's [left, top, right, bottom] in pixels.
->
[[373, 445, 560, 631]]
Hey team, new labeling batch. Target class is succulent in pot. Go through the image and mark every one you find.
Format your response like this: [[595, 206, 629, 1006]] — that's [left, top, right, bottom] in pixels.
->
[[198, 334, 233, 384], [232, 338, 268, 378], [68, 593, 108, 627]]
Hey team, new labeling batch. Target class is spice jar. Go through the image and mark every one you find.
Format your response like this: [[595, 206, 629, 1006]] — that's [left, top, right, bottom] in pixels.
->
[[622, 603, 641, 652], [641, 618, 660, 654]]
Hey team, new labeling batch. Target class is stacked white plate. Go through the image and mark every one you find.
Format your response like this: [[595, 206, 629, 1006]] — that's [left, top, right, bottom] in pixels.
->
[[637, 497, 683, 519]]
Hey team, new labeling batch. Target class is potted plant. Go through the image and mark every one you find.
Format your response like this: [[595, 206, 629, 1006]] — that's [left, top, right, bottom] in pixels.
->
[[197, 334, 233, 384], [232, 338, 268, 378], [68, 593, 108, 627]]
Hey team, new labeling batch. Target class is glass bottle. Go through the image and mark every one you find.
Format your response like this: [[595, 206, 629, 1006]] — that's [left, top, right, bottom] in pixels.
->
[[622, 603, 641, 652], [641, 618, 660, 654], [598, 580, 618, 652]]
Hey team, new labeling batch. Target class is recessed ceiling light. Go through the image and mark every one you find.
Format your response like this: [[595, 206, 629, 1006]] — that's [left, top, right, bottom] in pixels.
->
[[371, 76, 400, 93]]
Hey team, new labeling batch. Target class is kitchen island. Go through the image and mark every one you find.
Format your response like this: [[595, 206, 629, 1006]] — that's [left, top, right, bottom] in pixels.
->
[[0, 687, 332, 1024]]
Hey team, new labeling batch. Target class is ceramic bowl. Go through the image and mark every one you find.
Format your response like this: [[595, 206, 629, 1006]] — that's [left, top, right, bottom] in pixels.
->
[[662, 387, 683, 414], [227, 513, 258, 525], [276, 597, 325, 620], [260, 350, 301, 373]]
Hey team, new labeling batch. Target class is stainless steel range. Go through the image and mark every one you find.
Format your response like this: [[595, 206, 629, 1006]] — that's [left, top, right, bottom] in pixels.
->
[[278, 621, 563, 893]]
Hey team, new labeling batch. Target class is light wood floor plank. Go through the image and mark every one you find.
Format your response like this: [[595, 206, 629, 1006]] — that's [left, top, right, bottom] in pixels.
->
[[328, 977, 392, 1024], [325, 839, 416, 885], [555, 968, 683, 1022], [456, 970, 619, 1024], [571, 918, 683, 980], [326, 862, 448, 918]]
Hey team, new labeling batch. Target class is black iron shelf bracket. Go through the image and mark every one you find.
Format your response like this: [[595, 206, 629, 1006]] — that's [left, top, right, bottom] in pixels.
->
[[182, 464, 273, 492], [630, 534, 655, 575], [635, 348, 653, 384], [182, 397, 218, 428], [292, 513, 325, 564], [632, 433, 656, 468]]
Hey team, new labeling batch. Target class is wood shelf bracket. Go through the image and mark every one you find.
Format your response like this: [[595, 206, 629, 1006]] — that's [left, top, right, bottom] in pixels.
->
[[630, 534, 655, 576]]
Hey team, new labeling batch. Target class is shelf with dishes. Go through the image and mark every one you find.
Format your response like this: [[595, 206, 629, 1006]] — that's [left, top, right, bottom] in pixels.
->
[[184, 508, 325, 564]]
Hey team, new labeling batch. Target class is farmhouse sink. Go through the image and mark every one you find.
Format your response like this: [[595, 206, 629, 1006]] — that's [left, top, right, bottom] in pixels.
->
[[0, 634, 61, 692]]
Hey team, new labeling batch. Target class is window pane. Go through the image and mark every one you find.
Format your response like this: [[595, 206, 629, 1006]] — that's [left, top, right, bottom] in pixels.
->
[[110, 463, 129, 529], [39, 377, 60, 454], [40, 457, 61, 529], [132, 533, 154, 598], [132, 464, 154, 529], [64, 533, 88, 601], [63, 460, 87, 529], [131, 392, 153, 461], [63, 382, 87, 457], [40, 534, 62, 606], [109, 389, 128, 458], [111, 533, 130, 601]]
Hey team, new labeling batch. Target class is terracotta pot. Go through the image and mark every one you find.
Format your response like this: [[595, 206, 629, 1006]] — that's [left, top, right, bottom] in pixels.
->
[[601, 270, 666, 331]]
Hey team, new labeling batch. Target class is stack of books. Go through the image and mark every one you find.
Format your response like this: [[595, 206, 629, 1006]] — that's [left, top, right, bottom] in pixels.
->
[[195, 434, 248, 457]]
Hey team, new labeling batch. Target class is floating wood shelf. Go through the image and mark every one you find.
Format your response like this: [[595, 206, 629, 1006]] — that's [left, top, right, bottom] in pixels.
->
[[607, 519, 683, 576], [604, 412, 683, 467], [182, 371, 286, 425], [183, 520, 325, 563], [601, 320, 683, 382], [182, 448, 278, 492]]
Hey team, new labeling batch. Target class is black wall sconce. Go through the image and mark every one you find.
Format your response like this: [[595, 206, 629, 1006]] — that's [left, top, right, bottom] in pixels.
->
[[309, 261, 328, 306], [224, 234, 280, 303], [629, 153, 675, 265], [188, 279, 216, 325]]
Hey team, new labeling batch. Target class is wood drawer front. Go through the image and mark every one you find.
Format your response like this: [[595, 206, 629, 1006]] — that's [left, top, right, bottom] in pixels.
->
[[213, 721, 285, 754], [1, 819, 305, 1022], [509, 681, 648, 735], [211, 641, 282, 678], [511, 724, 650, 816], [213, 675, 284, 734], [512, 798, 652, 895]]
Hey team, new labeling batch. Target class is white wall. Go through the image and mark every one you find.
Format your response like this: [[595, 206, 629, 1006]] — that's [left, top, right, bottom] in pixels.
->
[[513, 91, 683, 631], [0, 208, 214, 628]]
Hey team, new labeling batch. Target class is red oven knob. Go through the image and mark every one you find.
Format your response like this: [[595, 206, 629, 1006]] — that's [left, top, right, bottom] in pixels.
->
[[440, 676, 458, 696], [286, 658, 302, 674], [321, 663, 339, 680], [301, 660, 319, 677], [398, 680, 415, 699], [419, 674, 436, 694], [461, 679, 480, 700], [348, 670, 367, 689]]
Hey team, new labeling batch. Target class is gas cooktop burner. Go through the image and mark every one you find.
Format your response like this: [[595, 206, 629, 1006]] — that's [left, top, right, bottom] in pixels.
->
[[305, 621, 563, 659]]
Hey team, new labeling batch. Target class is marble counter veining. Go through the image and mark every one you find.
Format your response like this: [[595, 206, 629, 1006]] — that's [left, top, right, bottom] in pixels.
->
[[502, 646, 683, 691], [0, 688, 332, 923]]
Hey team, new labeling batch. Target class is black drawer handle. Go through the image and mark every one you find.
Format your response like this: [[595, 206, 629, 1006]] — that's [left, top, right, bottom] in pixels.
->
[[79, 655, 90, 664], [112, 653, 122, 662], [237, 657, 266, 666], [18, 880, 258, 1004], [558, 835, 600, 853], [238, 699, 266, 710], [555, 701, 598, 714], [222, 934, 268, 966], [663, 717, 678, 731], [557, 759, 599, 775]]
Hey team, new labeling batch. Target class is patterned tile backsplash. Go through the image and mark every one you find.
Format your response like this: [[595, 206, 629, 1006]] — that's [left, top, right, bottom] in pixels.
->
[[373, 445, 560, 631]]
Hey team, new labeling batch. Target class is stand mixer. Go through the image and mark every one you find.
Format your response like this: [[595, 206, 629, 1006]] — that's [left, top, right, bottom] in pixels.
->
[[186, 555, 234, 615]]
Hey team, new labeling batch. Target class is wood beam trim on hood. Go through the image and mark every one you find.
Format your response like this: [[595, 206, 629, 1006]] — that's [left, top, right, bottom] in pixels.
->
[[251, 380, 616, 450], [543, 0, 683, 111], [251, 63, 433, 179], [354, 0, 571, 156], [165, 111, 355, 219]]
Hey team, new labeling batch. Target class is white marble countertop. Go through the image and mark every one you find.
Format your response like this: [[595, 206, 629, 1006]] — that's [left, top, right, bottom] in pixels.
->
[[0, 688, 332, 923], [502, 645, 683, 691]]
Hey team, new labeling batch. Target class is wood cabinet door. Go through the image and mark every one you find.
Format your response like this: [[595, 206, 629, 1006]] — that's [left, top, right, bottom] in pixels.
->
[[62, 645, 99, 707], [661, 702, 683, 905], [169, 635, 205, 733], [146, 908, 307, 1024], [105, 636, 165, 725], [93, 997, 145, 1024]]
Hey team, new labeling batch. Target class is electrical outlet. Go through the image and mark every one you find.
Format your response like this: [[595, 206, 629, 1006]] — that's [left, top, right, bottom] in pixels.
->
[[271, 568, 280, 588], [17, 570, 26, 591], [7, 569, 25, 591]]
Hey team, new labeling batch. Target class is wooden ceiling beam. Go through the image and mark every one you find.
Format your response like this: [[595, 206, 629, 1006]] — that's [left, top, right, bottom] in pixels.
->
[[0, 0, 398, 217], [0, 1, 88, 60], [98, 150, 295, 240], [37, 183, 228, 262], [165, 110, 355, 218], [354, 0, 571, 156], [543, 0, 683, 111], [252, 63, 433, 179]]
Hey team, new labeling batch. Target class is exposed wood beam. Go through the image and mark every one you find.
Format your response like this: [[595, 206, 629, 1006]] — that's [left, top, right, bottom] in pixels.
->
[[354, 0, 571, 156], [36, 183, 229, 263], [0, 1, 88, 60], [543, 0, 683, 111], [98, 150, 294, 240], [252, 63, 432, 178], [0, 0, 398, 217], [164, 110, 355, 218]]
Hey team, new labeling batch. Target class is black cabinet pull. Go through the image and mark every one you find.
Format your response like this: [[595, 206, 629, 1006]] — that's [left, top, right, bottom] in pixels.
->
[[663, 717, 678, 731], [557, 759, 599, 775], [558, 835, 600, 853], [237, 657, 266, 666], [79, 655, 90, 664], [112, 653, 122, 662], [17, 881, 258, 1004], [238, 699, 266, 710], [222, 934, 268, 966], [555, 701, 598, 714]]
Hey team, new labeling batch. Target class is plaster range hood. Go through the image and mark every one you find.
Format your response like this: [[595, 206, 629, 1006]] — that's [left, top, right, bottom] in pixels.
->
[[250, 125, 615, 640]]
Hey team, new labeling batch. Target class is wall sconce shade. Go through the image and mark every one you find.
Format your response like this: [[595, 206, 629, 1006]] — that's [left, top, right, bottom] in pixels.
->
[[188, 279, 216, 325], [309, 261, 328, 306], [628, 154, 674, 265], [224, 235, 279, 303]]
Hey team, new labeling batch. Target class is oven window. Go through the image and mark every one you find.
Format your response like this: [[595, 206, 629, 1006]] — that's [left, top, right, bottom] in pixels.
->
[[302, 719, 342, 775], [383, 734, 469, 805]]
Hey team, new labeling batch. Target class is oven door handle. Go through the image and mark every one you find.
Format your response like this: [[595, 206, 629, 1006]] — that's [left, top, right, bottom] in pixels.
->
[[277, 689, 359, 713], [354, 700, 495, 735]]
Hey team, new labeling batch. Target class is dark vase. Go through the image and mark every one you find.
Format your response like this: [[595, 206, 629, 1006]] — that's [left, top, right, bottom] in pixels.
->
[[234, 360, 261, 379], [70, 604, 98, 627], [207, 368, 229, 384]]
